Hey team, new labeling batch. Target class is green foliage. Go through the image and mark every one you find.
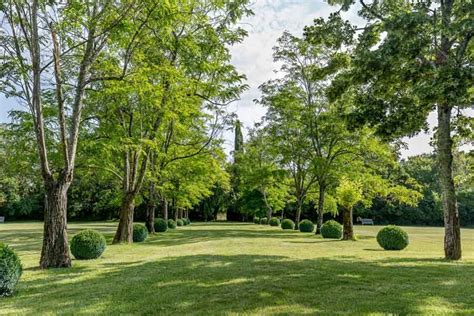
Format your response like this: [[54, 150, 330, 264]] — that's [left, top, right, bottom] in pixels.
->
[[133, 224, 148, 243], [321, 220, 343, 239], [298, 219, 315, 233], [176, 219, 184, 227], [70, 230, 106, 260], [154, 218, 168, 233], [269, 218, 280, 226], [167, 219, 177, 229], [259, 217, 268, 225], [253, 217, 260, 224], [281, 219, 295, 230], [377, 226, 409, 250], [0, 243, 22, 297], [182, 218, 189, 226]]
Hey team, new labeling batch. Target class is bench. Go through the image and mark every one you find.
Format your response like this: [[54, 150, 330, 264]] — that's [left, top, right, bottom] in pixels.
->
[[0, 216, 4, 223], [357, 217, 374, 225]]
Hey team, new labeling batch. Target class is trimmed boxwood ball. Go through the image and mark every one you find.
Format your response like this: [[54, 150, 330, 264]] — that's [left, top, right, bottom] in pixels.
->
[[377, 225, 409, 250], [321, 220, 343, 239], [185, 218, 191, 225], [168, 219, 177, 229], [176, 219, 184, 227], [70, 230, 106, 260], [260, 217, 268, 225], [299, 219, 315, 233], [281, 219, 295, 230], [182, 218, 189, 226], [253, 217, 260, 224], [154, 218, 168, 233], [133, 224, 148, 242], [0, 243, 22, 297], [269, 218, 280, 226]]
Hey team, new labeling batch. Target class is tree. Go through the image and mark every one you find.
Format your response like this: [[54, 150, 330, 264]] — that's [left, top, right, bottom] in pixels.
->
[[324, 0, 473, 259], [238, 127, 290, 220], [88, 0, 250, 243], [0, 1, 139, 268]]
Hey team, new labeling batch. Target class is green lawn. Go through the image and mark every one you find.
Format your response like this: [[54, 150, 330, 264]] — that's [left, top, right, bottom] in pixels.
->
[[1, 222, 473, 315]]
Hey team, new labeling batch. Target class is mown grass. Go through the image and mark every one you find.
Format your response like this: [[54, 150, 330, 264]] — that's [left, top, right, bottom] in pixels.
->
[[0, 222, 473, 315]]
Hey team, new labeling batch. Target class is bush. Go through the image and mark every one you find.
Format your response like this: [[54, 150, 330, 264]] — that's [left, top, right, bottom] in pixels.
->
[[168, 219, 177, 229], [377, 225, 409, 250], [176, 219, 184, 227], [0, 243, 22, 297], [182, 218, 189, 226], [154, 218, 168, 233], [260, 217, 268, 225], [269, 218, 280, 226], [253, 217, 260, 224], [133, 224, 148, 242], [299, 219, 315, 233], [281, 219, 295, 230], [186, 218, 191, 225], [321, 220, 343, 239], [70, 230, 106, 260]]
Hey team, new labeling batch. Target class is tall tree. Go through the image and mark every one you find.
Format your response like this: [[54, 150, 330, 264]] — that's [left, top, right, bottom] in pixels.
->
[[0, 1, 139, 268], [324, 0, 473, 259]]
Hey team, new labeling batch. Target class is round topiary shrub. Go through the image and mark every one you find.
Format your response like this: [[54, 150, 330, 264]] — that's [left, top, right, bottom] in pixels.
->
[[253, 217, 260, 224], [176, 219, 184, 227], [168, 219, 177, 229], [185, 218, 191, 225], [182, 218, 189, 226], [70, 230, 106, 260], [377, 225, 409, 250], [133, 224, 148, 242], [260, 217, 268, 225], [0, 243, 22, 297], [154, 218, 168, 233], [321, 220, 343, 239], [281, 219, 295, 230], [299, 219, 315, 233], [269, 218, 280, 226]]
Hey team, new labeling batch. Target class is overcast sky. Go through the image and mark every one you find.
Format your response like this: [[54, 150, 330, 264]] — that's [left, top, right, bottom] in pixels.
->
[[1, 0, 469, 159]]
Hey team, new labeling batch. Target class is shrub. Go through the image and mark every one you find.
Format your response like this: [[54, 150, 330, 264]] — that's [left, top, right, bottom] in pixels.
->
[[377, 225, 409, 250], [253, 217, 260, 224], [299, 219, 315, 233], [281, 219, 295, 230], [260, 217, 268, 225], [321, 220, 343, 239], [186, 218, 191, 225], [182, 218, 189, 226], [154, 218, 168, 233], [176, 219, 184, 227], [133, 224, 148, 242], [70, 230, 106, 260], [168, 219, 177, 229], [0, 243, 22, 297], [269, 218, 280, 226]]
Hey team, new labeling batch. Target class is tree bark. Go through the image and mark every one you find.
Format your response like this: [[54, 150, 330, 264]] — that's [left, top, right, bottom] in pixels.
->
[[113, 194, 135, 243], [146, 203, 155, 234], [342, 207, 355, 240], [316, 185, 325, 235], [294, 199, 302, 230], [40, 182, 71, 268], [437, 103, 462, 260], [162, 197, 168, 220]]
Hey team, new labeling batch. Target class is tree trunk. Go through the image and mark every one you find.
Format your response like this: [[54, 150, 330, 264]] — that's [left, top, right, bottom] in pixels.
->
[[146, 203, 155, 234], [342, 207, 355, 240], [162, 197, 168, 220], [113, 194, 135, 244], [40, 182, 71, 268], [437, 103, 462, 260], [294, 199, 302, 230], [316, 185, 325, 235]]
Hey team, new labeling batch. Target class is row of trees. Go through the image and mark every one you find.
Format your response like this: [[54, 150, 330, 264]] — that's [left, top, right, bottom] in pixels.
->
[[0, 0, 252, 268]]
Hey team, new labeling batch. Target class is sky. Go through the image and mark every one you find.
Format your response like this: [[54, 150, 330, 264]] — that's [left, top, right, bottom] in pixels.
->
[[0, 0, 470, 158]]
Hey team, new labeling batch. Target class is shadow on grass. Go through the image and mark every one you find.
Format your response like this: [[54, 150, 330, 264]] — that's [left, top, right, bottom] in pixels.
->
[[3, 254, 474, 314]]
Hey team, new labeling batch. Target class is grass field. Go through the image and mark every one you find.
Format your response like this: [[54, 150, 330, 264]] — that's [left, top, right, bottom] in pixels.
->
[[1, 222, 473, 315]]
